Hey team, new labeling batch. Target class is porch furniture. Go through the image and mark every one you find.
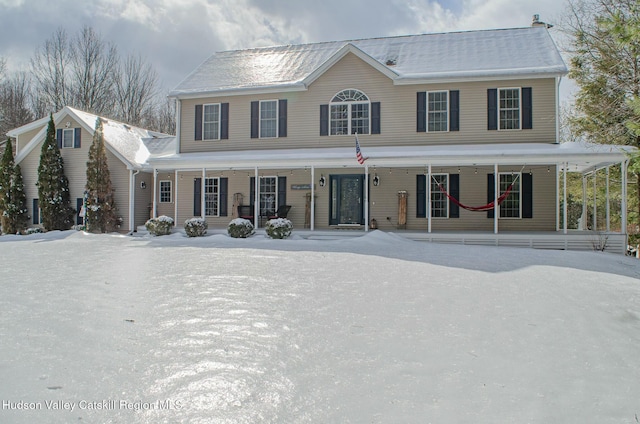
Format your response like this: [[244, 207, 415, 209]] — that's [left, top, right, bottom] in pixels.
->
[[268, 205, 291, 220], [237, 205, 254, 221]]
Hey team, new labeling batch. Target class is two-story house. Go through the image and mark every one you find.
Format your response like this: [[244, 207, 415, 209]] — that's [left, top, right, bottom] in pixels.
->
[[148, 24, 632, 252]]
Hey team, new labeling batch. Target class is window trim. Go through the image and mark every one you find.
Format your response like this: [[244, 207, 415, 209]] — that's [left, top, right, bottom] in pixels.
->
[[159, 180, 172, 203], [497, 87, 522, 131], [329, 89, 371, 136], [61, 128, 75, 148], [430, 173, 449, 218], [259, 99, 279, 139], [204, 177, 220, 217], [202, 103, 221, 141], [498, 172, 522, 219], [426, 91, 449, 133]]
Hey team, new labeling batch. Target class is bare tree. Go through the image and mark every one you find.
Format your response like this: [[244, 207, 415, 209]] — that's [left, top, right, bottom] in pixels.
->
[[70, 25, 119, 115], [146, 96, 176, 135], [0, 72, 34, 137], [115, 54, 159, 126], [0, 57, 6, 80], [30, 28, 73, 112]]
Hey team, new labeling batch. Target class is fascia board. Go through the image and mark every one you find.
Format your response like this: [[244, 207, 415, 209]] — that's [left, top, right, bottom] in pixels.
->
[[394, 71, 568, 86], [169, 84, 307, 100]]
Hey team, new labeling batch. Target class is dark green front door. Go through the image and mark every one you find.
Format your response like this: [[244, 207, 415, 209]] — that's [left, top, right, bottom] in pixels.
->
[[329, 174, 364, 225]]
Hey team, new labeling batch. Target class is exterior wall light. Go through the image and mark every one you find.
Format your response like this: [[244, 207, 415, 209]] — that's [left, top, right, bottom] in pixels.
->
[[373, 174, 380, 186], [319, 174, 326, 187]]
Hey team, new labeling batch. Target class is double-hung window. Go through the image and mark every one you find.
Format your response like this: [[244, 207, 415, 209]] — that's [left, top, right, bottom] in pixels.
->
[[430, 174, 449, 218], [499, 173, 521, 218], [427, 91, 449, 132], [203, 103, 221, 140], [499, 88, 521, 130], [159, 181, 172, 203], [62, 128, 75, 148], [259, 100, 278, 138], [204, 177, 220, 216], [330, 89, 370, 135]]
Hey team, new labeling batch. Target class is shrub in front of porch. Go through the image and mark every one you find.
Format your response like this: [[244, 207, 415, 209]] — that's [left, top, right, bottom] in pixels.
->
[[265, 218, 293, 239], [227, 218, 255, 238], [185, 217, 208, 237], [145, 215, 174, 236]]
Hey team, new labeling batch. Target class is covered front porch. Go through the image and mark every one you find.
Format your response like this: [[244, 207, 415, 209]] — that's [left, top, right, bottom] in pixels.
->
[[147, 141, 635, 254]]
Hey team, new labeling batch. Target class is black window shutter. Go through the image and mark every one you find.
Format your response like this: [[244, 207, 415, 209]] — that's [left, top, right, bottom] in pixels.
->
[[278, 99, 287, 137], [33, 198, 39, 224], [320, 104, 329, 136], [416, 174, 426, 218], [76, 198, 83, 225], [487, 89, 498, 131], [74, 128, 81, 148], [278, 176, 287, 207], [250, 101, 259, 138], [56, 129, 62, 149], [219, 177, 228, 216], [449, 90, 460, 132], [522, 87, 533, 129], [193, 178, 202, 216], [220, 103, 229, 139], [249, 177, 255, 206], [449, 174, 460, 218], [194, 105, 203, 140], [487, 173, 495, 219], [417, 92, 426, 132], [371, 102, 381, 134], [522, 173, 533, 218]]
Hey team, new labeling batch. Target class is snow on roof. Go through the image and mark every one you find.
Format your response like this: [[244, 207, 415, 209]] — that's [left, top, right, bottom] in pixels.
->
[[148, 141, 634, 173], [67, 108, 176, 167], [170, 27, 567, 97]]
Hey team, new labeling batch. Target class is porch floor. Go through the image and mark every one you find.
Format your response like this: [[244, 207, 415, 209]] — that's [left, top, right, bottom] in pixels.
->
[[139, 226, 628, 255]]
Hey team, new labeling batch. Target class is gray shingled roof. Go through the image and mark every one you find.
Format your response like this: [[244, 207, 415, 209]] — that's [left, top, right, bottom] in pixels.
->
[[170, 27, 567, 97]]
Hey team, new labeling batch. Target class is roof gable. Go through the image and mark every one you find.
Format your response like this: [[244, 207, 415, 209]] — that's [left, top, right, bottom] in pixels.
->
[[14, 107, 175, 169], [170, 27, 568, 98]]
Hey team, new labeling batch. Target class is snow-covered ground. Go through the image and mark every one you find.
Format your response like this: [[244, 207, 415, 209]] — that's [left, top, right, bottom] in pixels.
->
[[0, 230, 639, 423]]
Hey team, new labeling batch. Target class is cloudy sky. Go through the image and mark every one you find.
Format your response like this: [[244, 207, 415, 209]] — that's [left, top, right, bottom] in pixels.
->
[[0, 0, 574, 97]]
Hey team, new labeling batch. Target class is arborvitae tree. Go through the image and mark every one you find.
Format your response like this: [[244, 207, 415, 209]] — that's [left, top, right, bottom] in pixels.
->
[[85, 117, 117, 232], [4, 163, 28, 234], [37, 114, 74, 230], [0, 138, 14, 231]]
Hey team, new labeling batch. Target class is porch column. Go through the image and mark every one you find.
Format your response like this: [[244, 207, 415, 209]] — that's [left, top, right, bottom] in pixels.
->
[[427, 164, 432, 233], [364, 164, 369, 232], [201, 168, 206, 219], [310, 166, 315, 231], [254, 167, 259, 228], [153, 168, 158, 219], [606, 166, 611, 232], [622, 160, 628, 235], [128, 169, 135, 233], [494, 163, 499, 234], [556, 163, 560, 232], [582, 175, 587, 230], [593, 171, 597, 231], [174, 170, 179, 223], [563, 162, 568, 235]]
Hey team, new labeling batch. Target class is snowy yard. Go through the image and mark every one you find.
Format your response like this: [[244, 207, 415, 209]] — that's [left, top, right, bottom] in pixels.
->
[[0, 230, 639, 423]]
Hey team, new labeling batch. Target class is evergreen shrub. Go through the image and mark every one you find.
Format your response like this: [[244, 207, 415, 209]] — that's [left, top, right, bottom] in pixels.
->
[[265, 218, 293, 239], [227, 218, 254, 238], [145, 215, 174, 236], [184, 217, 208, 237]]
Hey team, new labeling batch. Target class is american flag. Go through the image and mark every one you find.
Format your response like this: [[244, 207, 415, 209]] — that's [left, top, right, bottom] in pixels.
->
[[355, 133, 367, 165]]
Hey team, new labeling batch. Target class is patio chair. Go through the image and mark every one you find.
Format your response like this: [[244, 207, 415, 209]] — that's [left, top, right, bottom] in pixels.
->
[[237, 205, 254, 221], [268, 205, 291, 220]]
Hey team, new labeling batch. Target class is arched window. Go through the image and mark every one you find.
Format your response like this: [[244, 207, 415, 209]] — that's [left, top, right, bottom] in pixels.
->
[[329, 89, 370, 135]]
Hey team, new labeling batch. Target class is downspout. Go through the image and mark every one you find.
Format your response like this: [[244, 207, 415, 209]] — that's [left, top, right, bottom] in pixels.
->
[[555, 76, 561, 144], [310, 166, 315, 231], [128, 169, 140, 234], [175, 99, 182, 155]]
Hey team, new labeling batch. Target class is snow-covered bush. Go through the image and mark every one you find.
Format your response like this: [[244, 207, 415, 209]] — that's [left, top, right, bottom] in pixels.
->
[[72, 224, 86, 231], [227, 218, 254, 238], [265, 218, 293, 239], [145, 215, 174, 236], [26, 227, 44, 235], [184, 217, 208, 237]]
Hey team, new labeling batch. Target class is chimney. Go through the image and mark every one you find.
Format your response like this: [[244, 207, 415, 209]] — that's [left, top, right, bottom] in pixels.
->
[[532, 14, 553, 28]]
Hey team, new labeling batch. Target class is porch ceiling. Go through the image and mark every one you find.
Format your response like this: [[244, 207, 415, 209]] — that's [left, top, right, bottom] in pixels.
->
[[148, 141, 635, 173]]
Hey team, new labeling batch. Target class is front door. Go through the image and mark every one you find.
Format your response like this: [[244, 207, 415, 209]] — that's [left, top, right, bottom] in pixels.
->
[[329, 174, 364, 225]]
